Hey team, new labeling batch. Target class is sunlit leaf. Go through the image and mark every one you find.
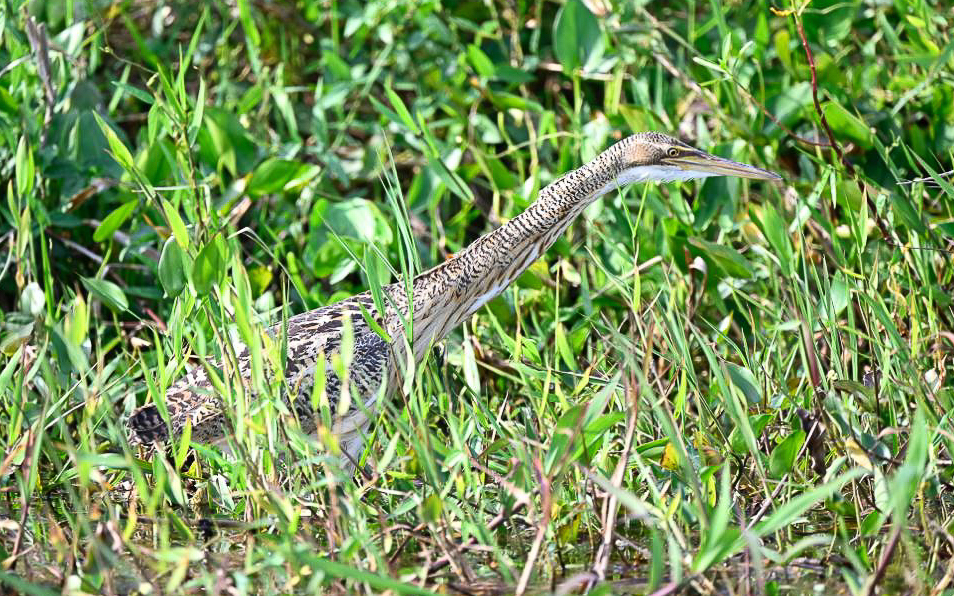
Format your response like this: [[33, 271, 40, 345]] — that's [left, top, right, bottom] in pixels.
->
[[94, 200, 137, 243], [192, 234, 227, 296], [553, 0, 603, 72], [247, 158, 302, 196], [81, 277, 128, 312], [158, 237, 188, 298], [769, 430, 806, 478]]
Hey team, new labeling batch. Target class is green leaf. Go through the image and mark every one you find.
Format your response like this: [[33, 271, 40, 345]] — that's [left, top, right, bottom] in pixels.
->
[[94, 200, 137, 243], [15, 136, 34, 198], [0, 571, 60, 596], [774, 30, 792, 73], [725, 363, 761, 404], [421, 493, 443, 524], [81, 277, 129, 312], [161, 199, 191, 249], [175, 420, 192, 471], [545, 404, 587, 474], [729, 414, 772, 454], [188, 77, 206, 147], [821, 101, 873, 148], [247, 158, 302, 195], [768, 430, 806, 478], [552, 0, 603, 72], [764, 83, 811, 137], [192, 234, 227, 296], [319, 198, 393, 245], [753, 202, 794, 277], [65, 293, 88, 347], [158, 237, 188, 298], [688, 237, 755, 279], [462, 332, 480, 394], [111, 81, 155, 105], [890, 192, 928, 234], [555, 322, 577, 370], [91, 111, 136, 171], [753, 469, 865, 537], [466, 44, 495, 77], [385, 84, 420, 134], [304, 557, 440, 596]]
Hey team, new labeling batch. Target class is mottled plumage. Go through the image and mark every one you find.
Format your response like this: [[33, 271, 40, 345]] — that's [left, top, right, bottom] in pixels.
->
[[126, 133, 780, 461]]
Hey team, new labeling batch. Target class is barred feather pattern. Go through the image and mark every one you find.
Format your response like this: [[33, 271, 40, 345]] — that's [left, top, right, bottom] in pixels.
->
[[125, 134, 677, 459]]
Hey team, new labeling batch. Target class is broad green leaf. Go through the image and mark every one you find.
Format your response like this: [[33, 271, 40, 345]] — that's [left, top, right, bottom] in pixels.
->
[[821, 101, 873, 148], [15, 136, 34, 198], [546, 404, 587, 473], [421, 493, 443, 524], [754, 202, 794, 277], [802, 0, 859, 44], [92, 111, 136, 171], [385, 84, 419, 134], [247, 158, 302, 195], [467, 44, 495, 77], [725, 363, 761, 404], [769, 430, 806, 478], [161, 199, 190, 249], [192, 234, 227, 296], [81, 277, 129, 312], [65, 293, 88, 347], [729, 414, 772, 454], [94, 200, 137, 242], [764, 83, 811, 137], [319, 198, 393, 245], [553, 0, 603, 72], [158, 237, 187, 298], [688, 237, 755, 279]]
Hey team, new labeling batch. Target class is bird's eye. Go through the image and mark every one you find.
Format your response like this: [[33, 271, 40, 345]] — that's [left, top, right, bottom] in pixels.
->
[[667, 148, 679, 157]]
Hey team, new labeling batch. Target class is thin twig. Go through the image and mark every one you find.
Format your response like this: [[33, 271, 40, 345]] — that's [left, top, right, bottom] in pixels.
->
[[514, 457, 552, 595], [791, 12, 898, 245], [585, 371, 640, 591]]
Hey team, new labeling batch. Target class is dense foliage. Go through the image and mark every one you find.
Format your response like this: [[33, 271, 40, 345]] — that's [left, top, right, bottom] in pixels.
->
[[0, 0, 952, 593]]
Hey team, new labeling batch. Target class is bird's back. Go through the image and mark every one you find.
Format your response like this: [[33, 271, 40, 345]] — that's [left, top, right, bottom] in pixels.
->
[[126, 292, 391, 450]]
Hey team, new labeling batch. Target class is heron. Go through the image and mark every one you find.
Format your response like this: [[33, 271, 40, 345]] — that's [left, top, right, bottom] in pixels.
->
[[126, 132, 781, 464]]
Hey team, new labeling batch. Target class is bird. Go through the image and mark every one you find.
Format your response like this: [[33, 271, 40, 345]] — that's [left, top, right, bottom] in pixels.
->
[[126, 132, 781, 465]]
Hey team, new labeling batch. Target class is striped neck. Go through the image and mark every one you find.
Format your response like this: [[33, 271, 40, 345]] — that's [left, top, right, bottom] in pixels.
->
[[389, 143, 625, 360]]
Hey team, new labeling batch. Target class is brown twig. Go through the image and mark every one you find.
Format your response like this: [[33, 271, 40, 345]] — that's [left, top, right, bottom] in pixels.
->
[[793, 15, 846, 168], [426, 499, 529, 575], [642, 7, 829, 149], [514, 457, 552, 595], [792, 12, 954, 329], [792, 13, 897, 242]]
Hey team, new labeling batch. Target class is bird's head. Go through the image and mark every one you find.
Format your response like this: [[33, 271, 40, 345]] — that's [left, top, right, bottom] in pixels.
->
[[601, 132, 781, 193]]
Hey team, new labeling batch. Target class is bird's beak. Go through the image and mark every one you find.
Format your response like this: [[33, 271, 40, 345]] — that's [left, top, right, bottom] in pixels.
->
[[664, 151, 782, 180]]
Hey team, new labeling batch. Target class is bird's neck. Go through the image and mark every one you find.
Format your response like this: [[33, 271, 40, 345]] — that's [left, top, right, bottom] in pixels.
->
[[389, 149, 623, 360]]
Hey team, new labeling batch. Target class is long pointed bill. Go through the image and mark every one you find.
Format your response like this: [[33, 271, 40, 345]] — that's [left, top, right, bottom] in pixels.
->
[[665, 153, 782, 180]]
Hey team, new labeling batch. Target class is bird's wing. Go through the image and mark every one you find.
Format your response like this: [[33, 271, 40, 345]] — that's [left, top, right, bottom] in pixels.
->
[[126, 293, 390, 446]]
